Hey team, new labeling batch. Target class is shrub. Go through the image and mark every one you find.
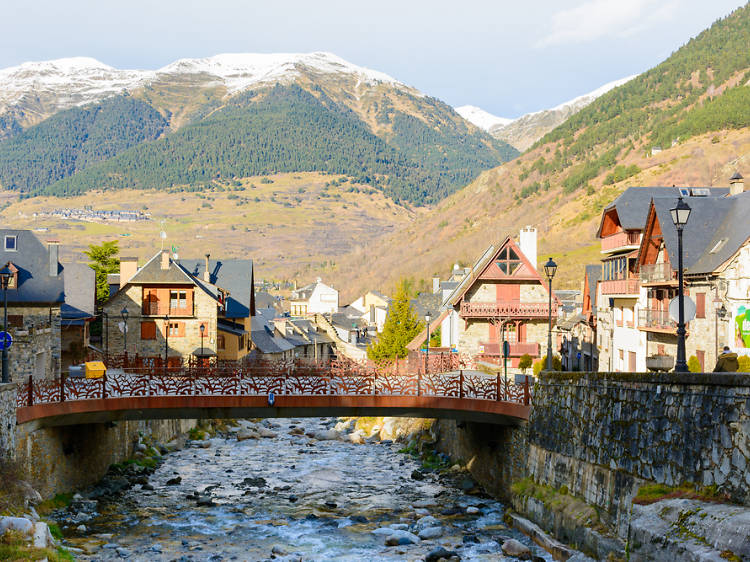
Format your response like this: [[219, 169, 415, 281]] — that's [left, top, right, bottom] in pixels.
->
[[518, 354, 533, 374], [738, 355, 750, 372], [533, 355, 562, 376], [687, 355, 702, 373]]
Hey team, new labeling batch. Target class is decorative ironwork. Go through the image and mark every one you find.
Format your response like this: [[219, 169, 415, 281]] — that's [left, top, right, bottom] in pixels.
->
[[16, 358, 532, 411], [459, 301, 556, 318]]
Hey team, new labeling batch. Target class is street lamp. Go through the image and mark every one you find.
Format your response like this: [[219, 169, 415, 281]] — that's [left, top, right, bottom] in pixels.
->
[[670, 196, 691, 373], [0, 265, 12, 383], [102, 311, 109, 362], [425, 312, 431, 374], [120, 307, 129, 358], [715, 300, 727, 360], [164, 315, 170, 375], [544, 257, 557, 371], [199, 323, 205, 366]]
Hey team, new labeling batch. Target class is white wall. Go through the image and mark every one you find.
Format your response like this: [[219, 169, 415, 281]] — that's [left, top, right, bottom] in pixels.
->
[[441, 310, 459, 349], [309, 283, 339, 314]]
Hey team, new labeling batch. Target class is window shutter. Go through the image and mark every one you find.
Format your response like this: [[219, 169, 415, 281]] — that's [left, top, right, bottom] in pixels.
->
[[696, 293, 705, 318], [178, 322, 186, 337], [141, 321, 156, 340], [186, 289, 194, 315]]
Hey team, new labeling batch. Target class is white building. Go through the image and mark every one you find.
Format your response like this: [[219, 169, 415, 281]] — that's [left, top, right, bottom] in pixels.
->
[[290, 278, 339, 316]]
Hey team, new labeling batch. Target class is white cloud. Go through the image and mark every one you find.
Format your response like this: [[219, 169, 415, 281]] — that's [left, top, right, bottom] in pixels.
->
[[537, 0, 680, 48]]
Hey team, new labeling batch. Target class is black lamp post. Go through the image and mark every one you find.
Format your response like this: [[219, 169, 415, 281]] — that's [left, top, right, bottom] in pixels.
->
[[120, 306, 129, 357], [715, 301, 727, 359], [544, 257, 557, 371], [199, 323, 205, 366], [425, 312, 431, 374], [164, 315, 170, 375], [102, 311, 109, 362], [0, 265, 12, 383], [670, 196, 691, 373]]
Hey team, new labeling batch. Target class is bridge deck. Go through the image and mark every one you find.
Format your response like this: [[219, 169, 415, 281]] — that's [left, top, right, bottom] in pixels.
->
[[16, 366, 531, 427]]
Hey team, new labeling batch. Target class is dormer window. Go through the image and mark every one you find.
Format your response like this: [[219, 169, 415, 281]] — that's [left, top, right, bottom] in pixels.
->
[[4, 236, 17, 252]]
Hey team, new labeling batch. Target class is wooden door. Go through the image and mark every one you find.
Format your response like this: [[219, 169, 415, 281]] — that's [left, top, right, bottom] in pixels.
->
[[628, 351, 636, 372]]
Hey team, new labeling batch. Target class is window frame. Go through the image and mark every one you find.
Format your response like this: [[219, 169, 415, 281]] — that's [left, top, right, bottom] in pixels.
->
[[4, 235, 17, 252]]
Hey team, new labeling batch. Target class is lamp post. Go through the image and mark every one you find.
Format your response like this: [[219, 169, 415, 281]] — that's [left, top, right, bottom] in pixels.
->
[[544, 258, 557, 371], [425, 312, 431, 374], [102, 311, 109, 362], [715, 301, 727, 363], [199, 323, 205, 367], [0, 265, 12, 383], [164, 315, 170, 375], [120, 307, 129, 358], [670, 196, 691, 373]]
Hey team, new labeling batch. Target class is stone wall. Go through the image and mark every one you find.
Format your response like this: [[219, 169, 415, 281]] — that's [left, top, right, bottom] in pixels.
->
[[15, 418, 195, 498], [0, 383, 16, 459], [530, 372, 750, 523], [7, 305, 61, 382], [434, 420, 529, 501]]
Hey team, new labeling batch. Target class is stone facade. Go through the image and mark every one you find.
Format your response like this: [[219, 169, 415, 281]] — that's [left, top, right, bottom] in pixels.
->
[[530, 372, 750, 513], [105, 285, 218, 360], [6, 305, 61, 382], [0, 383, 16, 460]]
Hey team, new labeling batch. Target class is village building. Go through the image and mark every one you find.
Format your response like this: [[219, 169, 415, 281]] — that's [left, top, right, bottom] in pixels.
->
[[595, 186, 728, 371], [0, 230, 64, 381], [61, 262, 96, 371], [290, 278, 339, 316], [104, 250, 254, 364], [440, 227, 558, 369], [347, 290, 390, 332], [559, 265, 599, 371], [637, 175, 750, 371]]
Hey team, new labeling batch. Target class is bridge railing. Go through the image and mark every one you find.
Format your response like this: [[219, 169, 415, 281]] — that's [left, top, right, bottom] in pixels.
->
[[16, 361, 531, 408]]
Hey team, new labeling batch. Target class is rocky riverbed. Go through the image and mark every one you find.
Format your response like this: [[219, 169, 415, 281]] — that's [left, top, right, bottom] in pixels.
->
[[52, 418, 563, 561]]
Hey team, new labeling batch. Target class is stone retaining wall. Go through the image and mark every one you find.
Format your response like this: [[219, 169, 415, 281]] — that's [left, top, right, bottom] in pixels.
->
[[0, 383, 16, 459]]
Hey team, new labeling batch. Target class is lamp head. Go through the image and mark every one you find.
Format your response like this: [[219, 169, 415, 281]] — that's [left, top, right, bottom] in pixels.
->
[[0, 265, 12, 290], [544, 257, 558, 280], [425, 312, 431, 325], [120, 307, 128, 321], [670, 196, 691, 228], [200, 323, 205, 334], [717, 304, 728, 319]]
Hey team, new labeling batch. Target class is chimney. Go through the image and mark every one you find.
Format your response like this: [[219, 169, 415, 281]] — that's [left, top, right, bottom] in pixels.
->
[[119, 257, 138, 289], [519, 226, 538, 271], [160, 249, 170, 270], [204, 253, 211, 282], [47, 240, 60, 277], [729, 172, 745, 196], [432, 277, 440, 294]]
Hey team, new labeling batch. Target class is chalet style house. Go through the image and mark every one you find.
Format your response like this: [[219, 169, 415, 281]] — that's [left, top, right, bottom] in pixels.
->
[[440, 228, 559, 369], [104, 250, 254, 364], [290, 279, 339, 316]]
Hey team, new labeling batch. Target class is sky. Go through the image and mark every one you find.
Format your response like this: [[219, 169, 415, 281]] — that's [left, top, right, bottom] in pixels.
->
[[0, 0, 746, 119]]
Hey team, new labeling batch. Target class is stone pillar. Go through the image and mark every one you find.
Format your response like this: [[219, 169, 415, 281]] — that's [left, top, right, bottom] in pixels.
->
[[0, 383, 17, 460]]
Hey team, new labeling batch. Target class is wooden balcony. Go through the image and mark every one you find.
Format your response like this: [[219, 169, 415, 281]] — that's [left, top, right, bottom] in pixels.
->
[[460, 301, 556, 319], [600, 278, 640, 296], [601, 231, 641, 253], [480, 342, 540, 357], [142, 303, 193, 317], [639, 308, 676, 333], [640, 263, 675, 285]]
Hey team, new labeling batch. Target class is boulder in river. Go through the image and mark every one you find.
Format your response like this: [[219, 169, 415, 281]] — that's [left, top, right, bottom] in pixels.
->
[[411, 470, 426, 481], [426, 546, 460, 562], [384, 529, 420, 546], [413, 515, 440, 532], [418, 526, 444, 539], [236, 428, 259, 441], [313, 429, 340, 441], [502, 538, 532, 559], [166, 476, 182, 486]]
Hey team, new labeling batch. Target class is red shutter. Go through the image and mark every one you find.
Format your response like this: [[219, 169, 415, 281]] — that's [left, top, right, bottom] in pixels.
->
[[696, 293, 705, 318], [141, 321, 156, 340], [696, 350, 705, 371]]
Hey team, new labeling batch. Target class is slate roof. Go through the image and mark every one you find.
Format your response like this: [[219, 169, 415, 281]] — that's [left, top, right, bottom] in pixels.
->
[[290, 319, 334, 344], [250, 315, 295, 354], [0, 229, 64, 305], [410, 292, 442, 321], [128, 252, 196, 285], [180, 258, 254, 318], [62, 262, 96, 321], [649, 194, 737, 273], [597, 186, 730, 235], [217, 318, 248, 336], [585, 264, 601, 308]]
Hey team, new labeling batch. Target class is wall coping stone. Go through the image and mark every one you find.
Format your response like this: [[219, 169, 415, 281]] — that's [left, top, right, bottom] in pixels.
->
[[540, 371, 750, 387]]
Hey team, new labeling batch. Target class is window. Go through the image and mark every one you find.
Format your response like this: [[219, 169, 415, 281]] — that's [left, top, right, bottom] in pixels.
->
[[495, 247, 522, 275], [4, 236, 16, 252], [696, 292, 705, 319], [7, 315, 23, 328], [238, 335, 245, 349], [168, 322, 184, 337], [217, 334, 226, 350], [170, 291, 187, 310], [141, 321, 157, 340]]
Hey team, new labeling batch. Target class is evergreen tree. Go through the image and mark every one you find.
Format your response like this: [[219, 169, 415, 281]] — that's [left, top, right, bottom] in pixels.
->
[[84, 240, 120, 304], [367, 280, 422, 361]]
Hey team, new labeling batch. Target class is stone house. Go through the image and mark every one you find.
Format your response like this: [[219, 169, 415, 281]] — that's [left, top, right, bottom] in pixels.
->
[[560, 265, 599, 371], [441, 229, 559, 370], [61, 262, 96, 371], [595, 185, 728, 372], [347, 291, 390, 332], [104, 250, 255, 364], [290, 279, 339, 316], [637, 175, 750, 371], [0, 230, 64, 382]]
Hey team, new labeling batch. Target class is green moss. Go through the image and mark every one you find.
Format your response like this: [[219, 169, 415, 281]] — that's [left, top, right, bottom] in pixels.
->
[[720, 550, 741, 561], [511, 478, 604, 531], [36, 493, 73, 516], [633, 482, 731, 505]]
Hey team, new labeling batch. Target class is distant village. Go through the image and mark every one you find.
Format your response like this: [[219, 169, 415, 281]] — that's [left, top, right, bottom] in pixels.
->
[[35, 207, 151, 223], [1, 172, 748, 384]]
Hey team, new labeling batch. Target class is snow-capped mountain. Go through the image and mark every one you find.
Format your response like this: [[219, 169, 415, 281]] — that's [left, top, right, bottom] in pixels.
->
[[455, 105, 512, 131], [0, 52, 414, 137], [488, 75, 636, 151]]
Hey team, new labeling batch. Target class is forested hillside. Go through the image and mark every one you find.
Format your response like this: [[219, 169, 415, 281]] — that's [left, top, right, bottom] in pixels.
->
[[0, 96, 168, 194]]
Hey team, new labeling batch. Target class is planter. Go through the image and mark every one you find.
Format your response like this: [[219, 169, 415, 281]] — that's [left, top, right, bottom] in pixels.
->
[[646, 355, 674, 372]]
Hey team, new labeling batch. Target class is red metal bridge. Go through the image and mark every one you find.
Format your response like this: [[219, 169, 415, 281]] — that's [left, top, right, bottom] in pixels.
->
[[16, 358, 531, 427]]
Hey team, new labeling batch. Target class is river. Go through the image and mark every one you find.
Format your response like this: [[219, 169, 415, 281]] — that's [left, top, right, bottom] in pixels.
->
[[60, 418, 554, 561]]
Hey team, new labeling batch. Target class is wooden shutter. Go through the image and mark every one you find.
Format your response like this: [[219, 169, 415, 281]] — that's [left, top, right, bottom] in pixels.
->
[[696, 350, 705, 371], [696, 292, 705, 318], [141, 321, 156, 340], [186, 289, 194, 316], [178, 322, 186, 337]]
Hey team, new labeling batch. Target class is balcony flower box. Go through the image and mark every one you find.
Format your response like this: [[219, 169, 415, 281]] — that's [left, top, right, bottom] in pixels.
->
[[646, 354, 673, 372]]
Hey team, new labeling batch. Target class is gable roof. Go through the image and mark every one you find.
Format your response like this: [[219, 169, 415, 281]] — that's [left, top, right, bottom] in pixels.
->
[[128, 252, 197, 285], [180, 258, 254, 318], [444, 236, 555, 307], [250, 315, 295, 354], [0, 229, 64, 305], [596, 186, 729, 237]]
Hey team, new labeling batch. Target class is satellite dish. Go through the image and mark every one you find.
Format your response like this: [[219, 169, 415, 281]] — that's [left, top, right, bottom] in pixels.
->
[[160, 231, 167, 239], [669, 296, 696, 323]]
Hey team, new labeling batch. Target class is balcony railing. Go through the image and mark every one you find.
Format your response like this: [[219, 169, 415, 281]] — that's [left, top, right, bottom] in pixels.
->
[[142, 303, 193, 317], [640, 263, 675, 284], [600, 278, 640, 296], [601, 231, 641, 253], [460, 301, 556, 319], [639, 308, 676, 332], [479, 341, 540, 357]]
